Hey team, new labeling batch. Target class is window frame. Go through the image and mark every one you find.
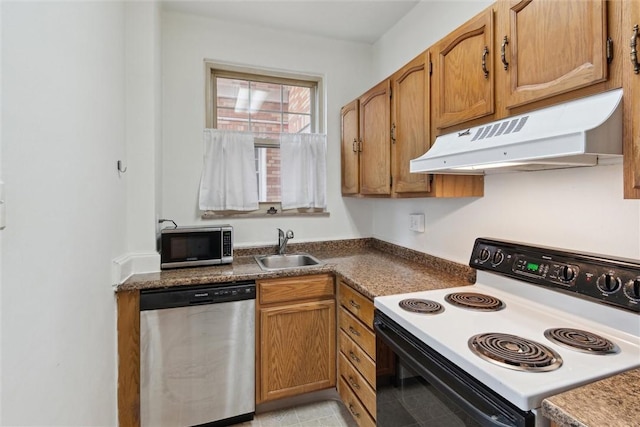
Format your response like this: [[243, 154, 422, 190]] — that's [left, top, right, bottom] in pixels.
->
[[203, 62, 326, 217]]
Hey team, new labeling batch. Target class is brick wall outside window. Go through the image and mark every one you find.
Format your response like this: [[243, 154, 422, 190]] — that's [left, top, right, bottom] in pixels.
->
[[214, 76, 313, 203]]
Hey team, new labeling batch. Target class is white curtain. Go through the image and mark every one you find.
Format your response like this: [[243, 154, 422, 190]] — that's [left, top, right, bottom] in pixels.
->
[[198, 129, 259, 211], [280, 133, 327, 210]]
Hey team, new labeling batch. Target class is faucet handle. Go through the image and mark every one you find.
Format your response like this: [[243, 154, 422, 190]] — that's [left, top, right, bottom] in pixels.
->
[[286, 230, 294, 239]]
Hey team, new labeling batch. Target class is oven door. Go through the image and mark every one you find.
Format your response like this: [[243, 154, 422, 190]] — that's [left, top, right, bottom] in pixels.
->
[[374, 311, 535, 427]]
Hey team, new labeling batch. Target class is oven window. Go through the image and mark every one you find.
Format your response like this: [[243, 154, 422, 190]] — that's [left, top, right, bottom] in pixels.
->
[[377, 360, 481, 427]]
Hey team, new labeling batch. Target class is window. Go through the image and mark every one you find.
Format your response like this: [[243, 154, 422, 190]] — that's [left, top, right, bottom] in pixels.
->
[[206, 65, 321, 204]]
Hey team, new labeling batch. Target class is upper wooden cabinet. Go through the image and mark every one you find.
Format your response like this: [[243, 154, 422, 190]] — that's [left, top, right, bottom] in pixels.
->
[[341, 52, 483, 199], [432, 9, 495, 130], [359, 80, 392, 195], [623, 0, 640, 199], [499, 0, 609, 110], [340, 100, 360, 195], [391, 51, 431, 194]]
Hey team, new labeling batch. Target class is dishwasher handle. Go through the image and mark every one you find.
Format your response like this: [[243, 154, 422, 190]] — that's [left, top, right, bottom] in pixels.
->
[[140, 281, 256, 311]]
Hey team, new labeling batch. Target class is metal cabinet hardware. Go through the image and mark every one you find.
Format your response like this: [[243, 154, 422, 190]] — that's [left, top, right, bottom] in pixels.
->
[[501, 36, 509, 70], [348, 376, 361, 390], [348, 404, 360, 418], [349, 299, 360, 309], [482, 46, 490, 79], [348, 326, 360, 336], [348, 351, 360, 363], [631, 24, 639, 74]]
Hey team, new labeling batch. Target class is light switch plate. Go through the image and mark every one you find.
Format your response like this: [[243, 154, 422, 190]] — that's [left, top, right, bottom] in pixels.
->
[[409, 213, 425, 232]]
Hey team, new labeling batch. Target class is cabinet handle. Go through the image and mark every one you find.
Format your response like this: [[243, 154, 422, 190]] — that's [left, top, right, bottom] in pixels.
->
[[482, 46, 490, 79], [348, 404, 360, 418], [352, 138, 357, 152], [358, 138, 363, 152], [348, 376, 361, 390], [349, 351, 361, 364], [501, 36, 509, 70], [632, 24, 640, 74], [349, 299, 360, 309], [348, 326, 361, 337], [391, 123, 396, 143]]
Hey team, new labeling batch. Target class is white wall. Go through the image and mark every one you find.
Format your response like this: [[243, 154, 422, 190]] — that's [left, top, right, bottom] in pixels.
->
[[122, 1, 163, 277], [1, 2, 126, 425], [370, 1, 640, 262], [161, 11, 375, 247]]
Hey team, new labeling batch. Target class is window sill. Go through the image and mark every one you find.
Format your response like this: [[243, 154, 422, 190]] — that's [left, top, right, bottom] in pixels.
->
[[201, 209, 329, 219]]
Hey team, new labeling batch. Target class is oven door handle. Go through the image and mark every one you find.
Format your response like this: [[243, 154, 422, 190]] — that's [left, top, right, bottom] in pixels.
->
[[375, 316, 531, 427]]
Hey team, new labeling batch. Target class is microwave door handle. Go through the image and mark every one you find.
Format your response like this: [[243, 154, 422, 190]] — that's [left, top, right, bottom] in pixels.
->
[[375, 319, 524, 427]]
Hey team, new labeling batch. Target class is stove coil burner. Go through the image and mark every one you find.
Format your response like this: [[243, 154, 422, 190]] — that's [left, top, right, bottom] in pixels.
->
[[445, 292, 505, 311], [398, 298, 444, 314], [469, 332, 563, 372], [544, 328, 619, 355]]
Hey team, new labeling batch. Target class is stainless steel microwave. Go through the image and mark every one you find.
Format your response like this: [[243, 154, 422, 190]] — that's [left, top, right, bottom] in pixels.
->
[[160, 225, 233, 269]]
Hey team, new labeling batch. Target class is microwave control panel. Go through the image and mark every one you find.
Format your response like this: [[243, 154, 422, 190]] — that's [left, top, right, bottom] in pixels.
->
[[222, 229, 233, 257]]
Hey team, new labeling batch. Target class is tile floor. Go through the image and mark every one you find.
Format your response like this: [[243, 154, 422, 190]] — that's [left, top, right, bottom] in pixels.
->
[[239, 399, 359, 427]]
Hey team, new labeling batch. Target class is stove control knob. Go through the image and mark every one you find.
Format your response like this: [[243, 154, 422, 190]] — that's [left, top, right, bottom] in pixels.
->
[[597, 273, 621, 293], [559, 265, 576, 282], [623, 277, 640, 300], [478, 248, 491, 263], [492, 251, 505, 265]]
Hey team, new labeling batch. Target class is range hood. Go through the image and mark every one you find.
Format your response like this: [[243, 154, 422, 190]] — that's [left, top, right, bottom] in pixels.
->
[[410, 89, 623, 175]]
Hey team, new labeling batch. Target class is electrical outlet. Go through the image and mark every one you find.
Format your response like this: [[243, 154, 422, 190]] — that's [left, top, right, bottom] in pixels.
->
[[409, 213, 425, 232]]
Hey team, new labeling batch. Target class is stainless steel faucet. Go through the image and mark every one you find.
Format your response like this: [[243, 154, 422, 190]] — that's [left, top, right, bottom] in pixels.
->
[[277, 228, 294, 255]]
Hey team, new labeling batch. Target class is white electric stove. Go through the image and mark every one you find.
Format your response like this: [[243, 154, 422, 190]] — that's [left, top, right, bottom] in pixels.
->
[[373, 238, 640, 427]]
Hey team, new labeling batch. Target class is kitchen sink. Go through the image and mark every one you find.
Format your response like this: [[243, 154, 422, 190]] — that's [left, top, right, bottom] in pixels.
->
[[254, 253, 323, 271]]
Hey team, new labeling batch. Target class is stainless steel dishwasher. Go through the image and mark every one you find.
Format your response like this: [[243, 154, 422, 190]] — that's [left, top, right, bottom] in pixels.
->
[[140, 281, 255, 427]]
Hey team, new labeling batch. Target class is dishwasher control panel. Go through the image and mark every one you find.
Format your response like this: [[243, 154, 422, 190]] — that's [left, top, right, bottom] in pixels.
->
[[140, 281, 256, 311]]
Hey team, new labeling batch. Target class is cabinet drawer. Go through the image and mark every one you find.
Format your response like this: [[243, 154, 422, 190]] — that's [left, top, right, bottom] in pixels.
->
[[339, 281, 373, 328], [259, 274, 334, 305], [338, 377, 376, 427], [339, 330, 375, 388], [339, 308, 375, 360], [338, 353, 376, 418]]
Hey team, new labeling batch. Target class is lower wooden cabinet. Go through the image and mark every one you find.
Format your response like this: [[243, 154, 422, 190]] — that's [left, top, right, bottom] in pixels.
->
[[337, 376, 376, 427], [337, 279, 395, 426], [256, 274, 336, 403]]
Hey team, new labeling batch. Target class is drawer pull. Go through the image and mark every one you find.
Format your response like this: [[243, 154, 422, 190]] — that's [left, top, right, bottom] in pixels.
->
[[348, 326, 361, 337], [348, 404, 360, 418], [348, 376, 360, 390], [348, 351, 360, 364], [349, 299, 360, 309]]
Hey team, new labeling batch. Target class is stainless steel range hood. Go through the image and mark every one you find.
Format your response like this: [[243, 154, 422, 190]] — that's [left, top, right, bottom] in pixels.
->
[[410, 89, 623, 175]]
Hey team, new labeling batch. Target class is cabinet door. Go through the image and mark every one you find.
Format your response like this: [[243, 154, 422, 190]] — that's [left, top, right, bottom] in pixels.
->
[[391, 51, 431, 194], [432, 9, 494, 130], [341, 100, 360, 195], [359, 80, 391, 195], [501, 0, 608, 109], [624, 0, 640, 199], [259, 300, 336, 402]]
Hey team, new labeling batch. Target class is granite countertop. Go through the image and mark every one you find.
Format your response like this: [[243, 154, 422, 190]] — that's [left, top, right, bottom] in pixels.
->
[[542, 368, 640, 427], [117, 238, 475, 298], [118, 238, 636, 426]]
